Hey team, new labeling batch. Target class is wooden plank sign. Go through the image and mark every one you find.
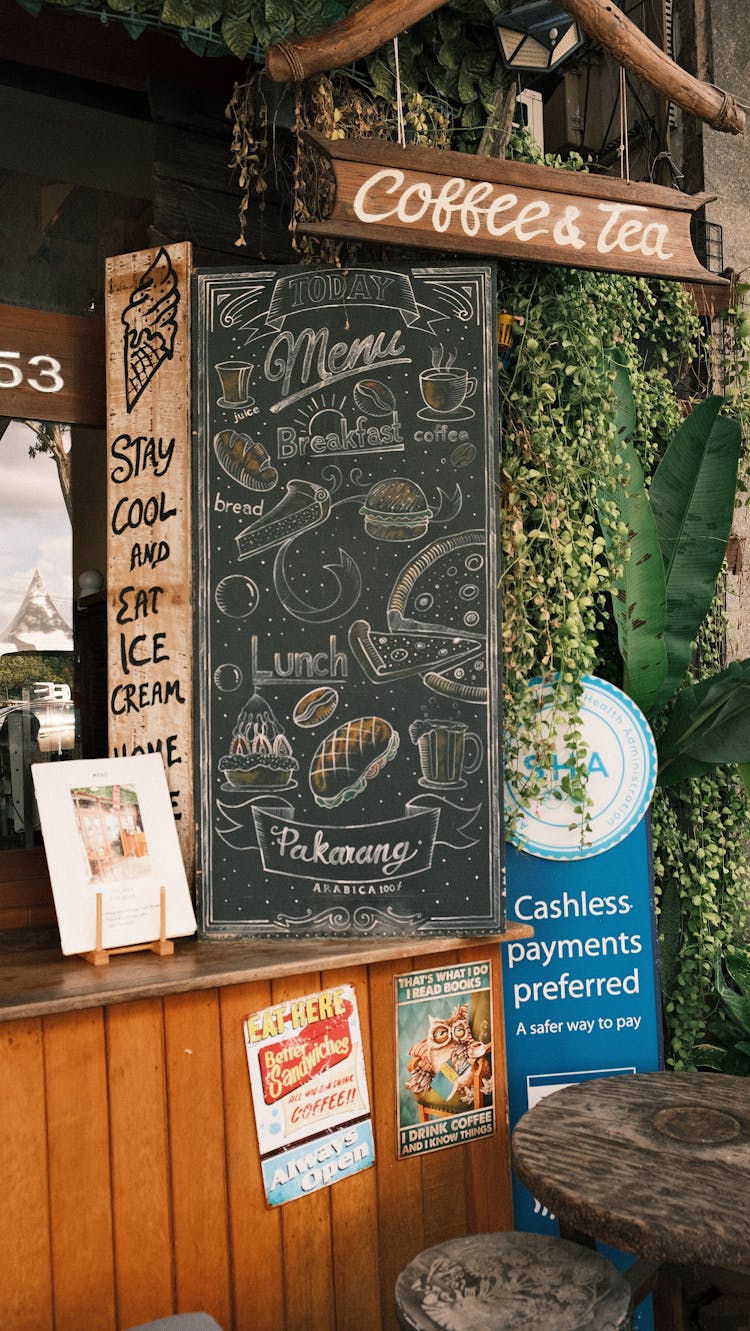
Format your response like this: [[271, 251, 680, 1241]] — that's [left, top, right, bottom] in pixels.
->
[[105, 243, 194, 883], [301, 132, 725, 287], [192, 262, 503, 938], [0, 302, 105, 427]]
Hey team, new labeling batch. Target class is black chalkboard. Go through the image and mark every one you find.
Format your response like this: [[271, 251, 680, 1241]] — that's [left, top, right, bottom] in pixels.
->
[[192, 263, 502, 938]]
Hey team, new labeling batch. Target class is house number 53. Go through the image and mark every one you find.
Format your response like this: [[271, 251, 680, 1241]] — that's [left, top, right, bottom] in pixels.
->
[[0, 351, 64, 393]]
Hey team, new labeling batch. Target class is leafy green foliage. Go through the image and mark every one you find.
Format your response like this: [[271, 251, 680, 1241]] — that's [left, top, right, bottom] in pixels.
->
[[597, 355, 667, 715], [0, 653, 72, 702], [657, 659, 750, 784], [649, 398, 741, 710], [499, 260, 698, 802], [601, 366, 741, 722], [694, 948, 750, 1075]]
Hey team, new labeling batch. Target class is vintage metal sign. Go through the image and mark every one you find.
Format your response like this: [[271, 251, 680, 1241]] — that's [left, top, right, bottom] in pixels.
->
[[244, 983, 374, 1206], [301, 132, 724, 287], [395, 959, 496, 1158]]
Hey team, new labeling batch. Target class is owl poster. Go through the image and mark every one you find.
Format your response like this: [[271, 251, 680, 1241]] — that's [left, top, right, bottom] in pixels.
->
[[395, 961, 495, 1158]]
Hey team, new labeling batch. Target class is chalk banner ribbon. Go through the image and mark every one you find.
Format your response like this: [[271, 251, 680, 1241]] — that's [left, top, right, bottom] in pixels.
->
[[234, 268, 439, 346], [215, 794, 480, 882]]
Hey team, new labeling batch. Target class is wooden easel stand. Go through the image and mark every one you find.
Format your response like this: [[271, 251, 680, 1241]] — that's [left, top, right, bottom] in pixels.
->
[[80, 886, 175, 966]]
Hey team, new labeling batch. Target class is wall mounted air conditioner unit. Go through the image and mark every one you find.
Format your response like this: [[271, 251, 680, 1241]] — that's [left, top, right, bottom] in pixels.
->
[[516, 89, 545, 154], [543, 66, 608, 154]]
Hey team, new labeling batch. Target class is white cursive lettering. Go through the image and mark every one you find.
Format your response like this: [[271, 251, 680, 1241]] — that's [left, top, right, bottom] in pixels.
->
[[351, 170, 677, 266], [596, 203, 673, 259]]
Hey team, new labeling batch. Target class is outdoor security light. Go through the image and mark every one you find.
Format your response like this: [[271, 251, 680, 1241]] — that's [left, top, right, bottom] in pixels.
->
[[494, 1, 583, 72]]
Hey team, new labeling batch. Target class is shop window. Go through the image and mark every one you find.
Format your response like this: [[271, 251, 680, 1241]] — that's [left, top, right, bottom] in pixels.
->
[[0, 420, 107, 854]]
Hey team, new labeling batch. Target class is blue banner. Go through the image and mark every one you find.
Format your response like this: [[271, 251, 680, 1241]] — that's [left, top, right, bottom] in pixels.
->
[[502, 818, 662, 1328]]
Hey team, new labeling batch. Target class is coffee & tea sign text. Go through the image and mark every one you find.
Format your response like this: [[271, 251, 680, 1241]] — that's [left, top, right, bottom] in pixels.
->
[[302, 134, 725, 288]]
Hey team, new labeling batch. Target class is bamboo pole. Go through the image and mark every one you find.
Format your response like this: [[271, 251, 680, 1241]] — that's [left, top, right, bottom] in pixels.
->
[[265, 0, 446, 82], [264, 0, 744, 136]]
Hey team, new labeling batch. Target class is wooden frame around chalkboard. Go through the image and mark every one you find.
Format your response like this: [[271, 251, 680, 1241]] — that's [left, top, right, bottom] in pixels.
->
[[192, 261, 503, 939]]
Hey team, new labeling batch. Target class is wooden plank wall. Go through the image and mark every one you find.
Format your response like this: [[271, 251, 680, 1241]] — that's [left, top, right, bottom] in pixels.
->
[[0, 947, 512, 1331], [0, 849, 54, 929], [148, 82, 295, 266]]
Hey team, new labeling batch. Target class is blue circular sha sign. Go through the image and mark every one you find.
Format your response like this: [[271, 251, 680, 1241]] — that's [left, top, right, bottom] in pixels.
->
[[505, 675, 657, 860]]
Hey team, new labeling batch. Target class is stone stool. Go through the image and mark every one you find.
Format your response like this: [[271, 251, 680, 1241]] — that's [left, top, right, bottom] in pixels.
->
[[395, 1232, 633, 1330]]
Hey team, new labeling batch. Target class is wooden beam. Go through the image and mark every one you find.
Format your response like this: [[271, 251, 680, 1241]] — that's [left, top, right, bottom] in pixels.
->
[[265, 0, 447, 81], [264, 0, 744, 137]]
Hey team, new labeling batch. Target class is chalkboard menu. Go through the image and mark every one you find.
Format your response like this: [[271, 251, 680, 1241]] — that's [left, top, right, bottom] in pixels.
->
[[192, 263, 502, 938]]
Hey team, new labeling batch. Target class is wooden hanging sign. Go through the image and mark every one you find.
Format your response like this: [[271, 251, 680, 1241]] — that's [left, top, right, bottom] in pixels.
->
[[300, 132, 725, 287]]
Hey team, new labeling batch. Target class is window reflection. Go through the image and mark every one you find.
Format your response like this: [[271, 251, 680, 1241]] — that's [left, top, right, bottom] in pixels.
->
[[0, 419, 78, 850], [0, 419, 73, 647]]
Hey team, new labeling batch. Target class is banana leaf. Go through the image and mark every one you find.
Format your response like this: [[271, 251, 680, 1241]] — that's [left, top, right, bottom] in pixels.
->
[[597, 353, 667, 715], [648, 397, 741, 713], [657, 658, 750, 784], [715, 948, 750, 1036], [725, 946, 750, 997], [692, 1043, 728, 1071]]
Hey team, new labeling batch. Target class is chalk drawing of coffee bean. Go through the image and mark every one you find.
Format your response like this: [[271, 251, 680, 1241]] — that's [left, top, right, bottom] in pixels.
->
[[450, 441, 476, 468], [353, 379, 397, 416]]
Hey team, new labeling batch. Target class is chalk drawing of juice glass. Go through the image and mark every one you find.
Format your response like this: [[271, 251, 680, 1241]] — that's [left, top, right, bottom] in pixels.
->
[[409, 719, 483, 790], [216, 360, 255, 409]]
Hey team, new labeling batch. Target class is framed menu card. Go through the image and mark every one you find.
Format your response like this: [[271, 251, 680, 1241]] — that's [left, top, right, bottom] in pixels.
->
[[192, 263, 502, 938]]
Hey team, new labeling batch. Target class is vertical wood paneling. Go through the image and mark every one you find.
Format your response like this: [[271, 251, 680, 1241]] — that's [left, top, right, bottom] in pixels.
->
[[0, 1019, 53, 1331], [369, 956, 426, 1331], [219, 980, 285, 1331], [44, 1008, 116, 1331], [323, 965, 383, 1331], [416, 949, 470, 1250], [163, 989, 232, 1328], [460, 946, 513, 1234], [106, 998, 174, 1329], [0, 944, 514, 1331], [274, 972, 336, 1331]]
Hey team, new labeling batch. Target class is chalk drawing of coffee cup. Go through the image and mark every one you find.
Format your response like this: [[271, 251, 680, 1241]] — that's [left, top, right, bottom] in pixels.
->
[[216, 360, 255, 408], [418, 367, 477, 419], [409, 719, 483, 790]]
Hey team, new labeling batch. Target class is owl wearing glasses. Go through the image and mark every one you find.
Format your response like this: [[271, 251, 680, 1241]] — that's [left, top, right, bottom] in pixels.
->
[[405, 1003, 487, 1100]]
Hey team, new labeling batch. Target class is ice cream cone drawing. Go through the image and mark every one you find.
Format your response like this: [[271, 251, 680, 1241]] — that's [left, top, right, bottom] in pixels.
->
[[121, 247, 179, 411]]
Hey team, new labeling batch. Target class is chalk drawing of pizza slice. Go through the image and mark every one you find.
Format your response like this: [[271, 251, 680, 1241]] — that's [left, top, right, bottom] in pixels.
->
[[385, 529, 489, 703], [348, 620, 483, 684]]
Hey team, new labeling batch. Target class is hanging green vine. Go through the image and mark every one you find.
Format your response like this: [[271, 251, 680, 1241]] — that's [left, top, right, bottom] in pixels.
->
[[220, 6, 750, 1069], [497, 249, 699, 816]]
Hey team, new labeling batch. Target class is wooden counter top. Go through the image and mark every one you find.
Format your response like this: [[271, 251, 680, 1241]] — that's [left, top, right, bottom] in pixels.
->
[[0, 920, 532, 1022]]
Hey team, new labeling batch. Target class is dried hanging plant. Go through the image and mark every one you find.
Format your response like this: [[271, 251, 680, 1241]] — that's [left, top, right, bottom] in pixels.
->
[[227, 68, 451, 262]]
